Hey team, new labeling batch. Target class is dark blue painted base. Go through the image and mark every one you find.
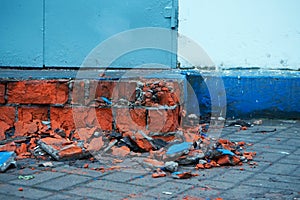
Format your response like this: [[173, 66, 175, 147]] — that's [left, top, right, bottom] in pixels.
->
[[183, 70, 300, 119]]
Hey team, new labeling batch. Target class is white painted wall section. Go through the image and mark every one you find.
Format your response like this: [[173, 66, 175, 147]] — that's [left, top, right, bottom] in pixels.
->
[[179, 0, 300, 70]]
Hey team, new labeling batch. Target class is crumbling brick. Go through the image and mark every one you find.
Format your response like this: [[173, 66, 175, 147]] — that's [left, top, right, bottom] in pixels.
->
[[0, 83, 5, 104], [95, 108, 113, 131], [88, 80, 116, 104], [7, 80, 69, 104], [71, 80, 85, 105], [0, 106, 15, 139], [114, 107, 146, 132], [0, 106, 15, 126], [0, 121, 10, 140], [13, 120, 39, 138], [50, 107, 75, 131], [18, 107, 48, 123], [147, 108, 178, 132], [112, 81, 136, 102], [73, 107, 96, 128]]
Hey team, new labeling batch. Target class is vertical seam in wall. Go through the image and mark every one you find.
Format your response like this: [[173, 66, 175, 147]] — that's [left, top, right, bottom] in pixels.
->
[[42, 0, 46, 67]]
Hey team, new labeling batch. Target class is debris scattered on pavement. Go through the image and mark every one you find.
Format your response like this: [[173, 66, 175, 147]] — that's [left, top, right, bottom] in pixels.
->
[[171, 171, 198, 179], [162, 191, 172, 195], [38, 161, 54, 167], [164, 161, 178, 172], [0, 151, 16, 172], [18, 175, 34, 180], [227, 120, 252, 127], [252, 128, 277, 133], [253, 119, 263, 125], [152, 168, 166, 178]]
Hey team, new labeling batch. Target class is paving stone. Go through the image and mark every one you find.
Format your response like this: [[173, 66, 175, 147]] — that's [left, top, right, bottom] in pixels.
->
[[277, 157, 300, 165], [36, 174, 92, 191], [254, 152, 286, 162], [244, 178, 299, 191], [291, 167, 300, 177], [129, 174, 168, 187], [262, 163, 298, 175], [0, 183, 52, 199], [9, 171, 65, 186], [195, 180, 235, 190], [143, 181, 193, 198], [55, 165, 110, 178], [220, 185, 269, 199], [67, 186, 128, 199], [211, 170, 255, 183], [43, 193, 88, 200], [176, 186, 222, 199], [0, 193, 19, 200], [86, 179, 146, 194], [101, 171, 147, 182], [251, 172, 300, 184], [0, 173, 17, 182]]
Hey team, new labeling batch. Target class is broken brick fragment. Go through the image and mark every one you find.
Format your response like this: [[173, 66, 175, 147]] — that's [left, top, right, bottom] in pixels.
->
[[112, 81, 137, 102], [0, 106, 15, 126], [50, 107, 75, 131], [0, 83, 5, 104], [0, 142, 17, 152], [152, 168, 166, 178], [217, 155, 230, 165], [71, 80, 85, 105], [18, 107, 48, 123], [114, 108, 146, 132], [195, 164, 205, 169], [111, 146, 130, 157], [95, 108, 113, 131], [87, 137, 104, 152], [147, 108, 178, 133], [144, 158, 164, 168], [7, 80, 69, 104], [0, 121, 10, 140], [88, 80, 116, 103], [57, 145, 83, 159]]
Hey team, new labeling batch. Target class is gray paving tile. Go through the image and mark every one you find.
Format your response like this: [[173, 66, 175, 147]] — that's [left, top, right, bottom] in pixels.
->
[[0, 173, 18, 182], [129, 174, 168, 187], [9, 171, 66, 186], [0, 183, 52, 199], [36, 174, 92, 191], [211, 170, 255, 183], [262, 163, 299, 175], [176, 186, 222, 199], [196, 180, 235, 190], [101, 171, 147, 182], [66, 186, 128, 199], [0, 193, 19, 200], [43, 193, 89, 200], [221, 185, 269, 199], [244, 178, 299, 191], [255, 152, 286, 162], [86, 179, 146, 194], [54, 165, 110, 177], [251, 172, 300, 184], [143, 181, 193, 197]]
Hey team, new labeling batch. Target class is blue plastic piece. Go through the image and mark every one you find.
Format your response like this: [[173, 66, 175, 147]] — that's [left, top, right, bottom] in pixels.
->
[[0, 151, 16, 172], [101, 97, 112, 105], [216, 148, 235, 156], [166, 142, 192, 155]]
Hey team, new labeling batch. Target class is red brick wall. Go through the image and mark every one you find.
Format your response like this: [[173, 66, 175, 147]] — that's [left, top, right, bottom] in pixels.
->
[[0, 79, 183, 140]]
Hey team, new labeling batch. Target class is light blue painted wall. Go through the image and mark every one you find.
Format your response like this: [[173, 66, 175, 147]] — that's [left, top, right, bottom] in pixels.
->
[[0, 0, 43, 67], [179, 0, 300, 70], [0, 0, 178, 68]]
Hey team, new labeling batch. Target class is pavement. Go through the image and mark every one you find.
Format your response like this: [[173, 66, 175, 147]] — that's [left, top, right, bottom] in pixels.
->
[[0, 119, 299, 200]]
